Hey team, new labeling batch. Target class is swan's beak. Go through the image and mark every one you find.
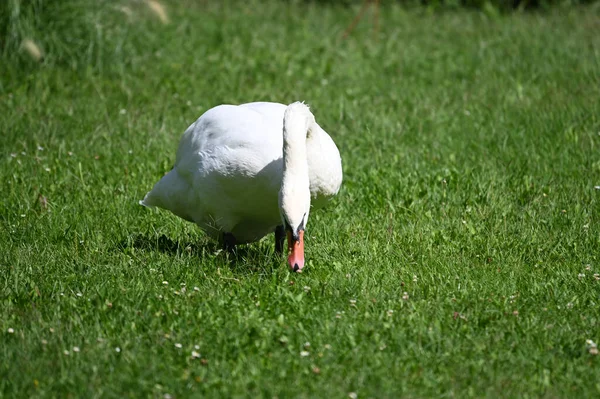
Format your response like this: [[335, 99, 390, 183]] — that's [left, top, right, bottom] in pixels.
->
[[286, 230, 305, 273]]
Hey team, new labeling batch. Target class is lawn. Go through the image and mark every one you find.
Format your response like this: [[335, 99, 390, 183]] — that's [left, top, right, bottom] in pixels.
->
[[1, 0, 600, 397]]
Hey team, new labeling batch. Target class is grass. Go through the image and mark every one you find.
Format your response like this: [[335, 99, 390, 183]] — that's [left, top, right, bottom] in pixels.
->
[[1, 0, 600, 397]]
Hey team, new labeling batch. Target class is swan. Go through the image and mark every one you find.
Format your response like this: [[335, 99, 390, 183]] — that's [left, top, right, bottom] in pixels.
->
[[140, 101, 343, 272]]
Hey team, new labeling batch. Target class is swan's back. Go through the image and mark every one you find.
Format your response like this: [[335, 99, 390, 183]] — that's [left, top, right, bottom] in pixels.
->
[[175, 103, 284, 177]]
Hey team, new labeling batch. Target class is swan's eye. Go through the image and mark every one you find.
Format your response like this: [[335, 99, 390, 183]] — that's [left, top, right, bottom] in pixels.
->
[[297, 212, 307, 232], [283, 212, 307, 242], [293, 213, 307, 241], [284, 222, 301, 242]]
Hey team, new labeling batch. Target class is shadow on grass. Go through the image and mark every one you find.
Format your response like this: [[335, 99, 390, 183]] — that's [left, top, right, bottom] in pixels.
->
[[117, 234, 283, 274], [117, 233, 211, 256]]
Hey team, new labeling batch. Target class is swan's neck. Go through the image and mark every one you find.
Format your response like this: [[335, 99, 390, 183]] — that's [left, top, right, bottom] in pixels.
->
[[282, 132, 309, 179], [281, 104, 312, 189], [279, 103, 313, 231]]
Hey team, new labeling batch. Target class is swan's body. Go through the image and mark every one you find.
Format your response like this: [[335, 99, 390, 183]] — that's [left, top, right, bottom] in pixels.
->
[[141, 102, 342, 269]]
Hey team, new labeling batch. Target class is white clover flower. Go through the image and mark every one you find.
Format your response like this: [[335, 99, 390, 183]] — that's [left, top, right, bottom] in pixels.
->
[[585, 339, 597, 348]]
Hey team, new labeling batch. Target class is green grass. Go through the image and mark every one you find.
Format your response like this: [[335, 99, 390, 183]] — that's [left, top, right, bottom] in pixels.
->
[[2, 1, 600, 397]]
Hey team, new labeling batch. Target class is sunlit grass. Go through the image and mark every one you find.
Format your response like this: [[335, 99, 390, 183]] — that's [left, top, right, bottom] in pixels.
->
[[1, 1, 600, 397]]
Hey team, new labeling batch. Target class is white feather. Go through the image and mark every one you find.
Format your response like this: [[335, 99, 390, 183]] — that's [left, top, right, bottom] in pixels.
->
[[141, 101, 342, 244]]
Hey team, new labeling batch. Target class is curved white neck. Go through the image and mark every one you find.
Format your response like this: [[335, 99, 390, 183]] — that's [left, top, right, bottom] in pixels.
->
[[282, 125, 309, 180], [279, 103, 313, 231]]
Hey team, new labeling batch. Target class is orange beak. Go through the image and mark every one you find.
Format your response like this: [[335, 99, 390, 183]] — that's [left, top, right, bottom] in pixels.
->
[[286, 230, 305, 273]]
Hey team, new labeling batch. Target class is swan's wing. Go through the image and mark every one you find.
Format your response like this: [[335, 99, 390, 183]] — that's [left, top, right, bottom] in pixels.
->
[[174, 103, 285, 177], [141, 103, 288, 238]]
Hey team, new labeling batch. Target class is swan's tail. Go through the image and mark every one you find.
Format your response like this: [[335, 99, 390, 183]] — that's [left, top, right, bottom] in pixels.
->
[[138, 197, 153, 208], [139, 181, 165, 208], [138, 169, 194, 222]]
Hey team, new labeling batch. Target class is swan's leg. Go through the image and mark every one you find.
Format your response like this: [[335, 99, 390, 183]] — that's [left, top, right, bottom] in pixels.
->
[[275, 225, 285, 254], [221, 232, 237, 252]]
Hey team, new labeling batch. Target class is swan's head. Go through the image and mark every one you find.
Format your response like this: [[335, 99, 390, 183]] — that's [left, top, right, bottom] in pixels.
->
[[280, 201, 310, 273], [279, 170, 310, 272]]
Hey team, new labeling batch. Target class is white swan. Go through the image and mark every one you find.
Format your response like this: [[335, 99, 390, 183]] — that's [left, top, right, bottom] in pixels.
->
[[140, 102, 343, 272]]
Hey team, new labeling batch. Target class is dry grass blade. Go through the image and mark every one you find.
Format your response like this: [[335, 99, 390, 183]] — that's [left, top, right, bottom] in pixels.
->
[[342, 0, 380, 39], [146, 0, 169, 24], [21, 39, 43, 61]]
